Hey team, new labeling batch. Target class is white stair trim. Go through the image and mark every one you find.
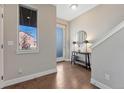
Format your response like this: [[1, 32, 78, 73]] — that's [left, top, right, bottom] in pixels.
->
[[92, 21, 124, 48], [3, 68, 57, 88], [91, 78, 111, 89]]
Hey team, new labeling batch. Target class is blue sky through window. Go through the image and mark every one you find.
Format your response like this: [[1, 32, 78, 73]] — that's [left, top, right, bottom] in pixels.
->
[[19, 25, 37, 40]]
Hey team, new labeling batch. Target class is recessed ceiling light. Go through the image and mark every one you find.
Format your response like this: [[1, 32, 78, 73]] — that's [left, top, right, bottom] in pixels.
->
[[69, 4, 78, 10]]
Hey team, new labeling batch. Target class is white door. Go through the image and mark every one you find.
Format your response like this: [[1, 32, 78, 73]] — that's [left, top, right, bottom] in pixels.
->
[[56, 24, 65, 62], [0, 5, 3, 88]]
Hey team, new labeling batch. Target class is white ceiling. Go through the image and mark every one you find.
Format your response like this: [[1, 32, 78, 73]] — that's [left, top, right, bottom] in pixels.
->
[[55, 4, 98, 21]]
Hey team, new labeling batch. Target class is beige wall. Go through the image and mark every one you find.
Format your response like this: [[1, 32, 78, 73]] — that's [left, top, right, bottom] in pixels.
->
[[3, 4, 56, 80], [69, 4, 124, 57], [91, 27, 124, 88], [57, 18, 70, 59]]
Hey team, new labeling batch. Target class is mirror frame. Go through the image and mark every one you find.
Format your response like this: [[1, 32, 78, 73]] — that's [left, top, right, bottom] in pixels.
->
[[77, 30, 87, 44]]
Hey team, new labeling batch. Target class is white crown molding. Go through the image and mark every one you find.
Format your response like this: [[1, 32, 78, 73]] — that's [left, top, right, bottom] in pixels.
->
[[91, 78, 111, 89], [92, 21, 124, 49], [2, 68, 57, 88]]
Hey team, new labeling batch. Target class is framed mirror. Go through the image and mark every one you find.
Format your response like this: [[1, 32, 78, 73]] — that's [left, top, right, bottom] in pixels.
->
[[77, 31, 87, 44]]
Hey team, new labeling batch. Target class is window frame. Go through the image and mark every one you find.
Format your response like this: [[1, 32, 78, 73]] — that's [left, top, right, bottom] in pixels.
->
[[16, 4, 39, 54]]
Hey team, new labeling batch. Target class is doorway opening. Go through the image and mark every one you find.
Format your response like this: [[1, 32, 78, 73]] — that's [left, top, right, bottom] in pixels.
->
[[56, 24, 65, 62]]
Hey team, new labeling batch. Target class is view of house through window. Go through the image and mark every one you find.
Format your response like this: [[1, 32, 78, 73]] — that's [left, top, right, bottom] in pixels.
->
[[19, 5, 38, 51]]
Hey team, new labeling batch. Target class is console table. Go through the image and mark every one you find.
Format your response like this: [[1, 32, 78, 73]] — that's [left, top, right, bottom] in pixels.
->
[[71, 51, 91, 69]]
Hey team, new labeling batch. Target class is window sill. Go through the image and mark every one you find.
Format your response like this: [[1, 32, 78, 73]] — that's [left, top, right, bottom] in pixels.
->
[[16, 49, 39, 54]]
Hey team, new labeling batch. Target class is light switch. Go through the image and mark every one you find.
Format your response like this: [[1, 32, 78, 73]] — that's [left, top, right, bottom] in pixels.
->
[[8, 41, 14, 45]]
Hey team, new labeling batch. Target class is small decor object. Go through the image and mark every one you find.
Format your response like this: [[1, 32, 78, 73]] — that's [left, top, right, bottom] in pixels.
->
[[77, 30, 87, 52], [72, 41, 76, 45], [84, 40, 89, 52], [72, 41, 77, 51], [17, 5, 39, 53], [84, 40, 92, 53], [77, 31, 87, 45]]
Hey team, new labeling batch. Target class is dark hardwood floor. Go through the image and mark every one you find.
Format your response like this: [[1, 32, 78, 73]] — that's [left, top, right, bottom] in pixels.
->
[[4, 61, 98, 89]]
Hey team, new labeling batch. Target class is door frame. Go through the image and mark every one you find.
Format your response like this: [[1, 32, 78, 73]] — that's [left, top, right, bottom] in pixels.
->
[[56, 24, 66, 62], [0, 5, 4, 88]]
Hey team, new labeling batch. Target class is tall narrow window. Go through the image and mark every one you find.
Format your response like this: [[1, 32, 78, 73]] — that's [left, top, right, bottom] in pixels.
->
[[18, 5, 38, 53]]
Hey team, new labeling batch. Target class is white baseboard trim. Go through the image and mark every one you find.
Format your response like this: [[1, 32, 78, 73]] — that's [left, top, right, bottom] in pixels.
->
[[0, 81, 3, 88], [56, 59, 71, 62], [75, 61, 86, 66], [90, 78, 111, 89], [64, 59, 71, 61], [3, 68, 57, 88]]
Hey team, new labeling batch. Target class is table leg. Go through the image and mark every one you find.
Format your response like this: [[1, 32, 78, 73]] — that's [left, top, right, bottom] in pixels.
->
[[85, 54, 88, 69], [87, 54, 91, 69]]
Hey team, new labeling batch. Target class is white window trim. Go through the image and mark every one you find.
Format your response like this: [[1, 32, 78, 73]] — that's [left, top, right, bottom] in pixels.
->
[[16, 4, 39, 54]]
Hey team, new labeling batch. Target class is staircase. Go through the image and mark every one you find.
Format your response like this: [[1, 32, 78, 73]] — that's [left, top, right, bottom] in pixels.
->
[[91, 21, 124, 89], [92, 21, 124, 49]]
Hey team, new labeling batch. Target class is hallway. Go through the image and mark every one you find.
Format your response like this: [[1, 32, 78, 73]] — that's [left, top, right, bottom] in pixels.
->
[[5, 62, 97, 89]]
